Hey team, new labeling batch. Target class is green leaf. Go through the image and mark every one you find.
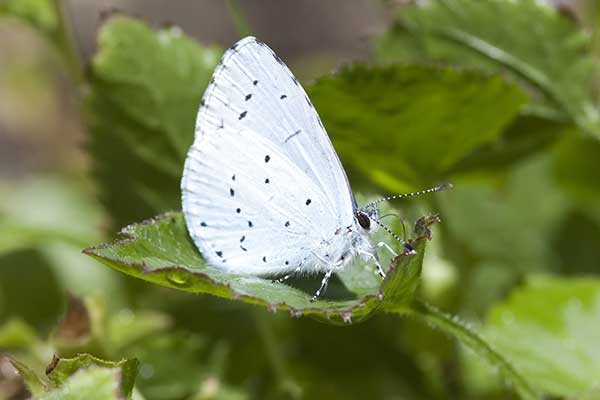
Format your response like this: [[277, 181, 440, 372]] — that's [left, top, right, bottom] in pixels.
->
[[449, 115, 572, 175], [86, 16, 221, 227], [46, 353, 139, 398], [376, 0, 599, 136], [9, 357, 47, 396], [84, 212, 428, 325], [0, 177, 105, 255], [404, 301, 539, 400], [0, 319, 39, 349], [481, 276, 600, 398], [0, 0, 57, 37], [553, 134, 600, 208], [308, 64, 526, 191], [40, 366, 129, 400]]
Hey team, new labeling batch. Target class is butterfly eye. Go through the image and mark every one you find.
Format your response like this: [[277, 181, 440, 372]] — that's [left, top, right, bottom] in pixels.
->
[[356, 212, 371, 230]]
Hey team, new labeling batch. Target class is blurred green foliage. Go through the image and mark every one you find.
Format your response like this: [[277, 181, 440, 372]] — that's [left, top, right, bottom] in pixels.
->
[[1, 0, 600, 399]]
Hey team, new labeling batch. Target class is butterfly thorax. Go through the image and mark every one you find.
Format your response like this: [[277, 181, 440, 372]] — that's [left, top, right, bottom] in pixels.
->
[[304, 212, 378, 274]]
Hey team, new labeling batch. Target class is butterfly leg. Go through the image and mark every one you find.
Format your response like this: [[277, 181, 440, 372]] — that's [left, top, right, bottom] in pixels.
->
[[358, 250, 386, 279], [377, 241, 398, 257], [310, 267, 335, 302]]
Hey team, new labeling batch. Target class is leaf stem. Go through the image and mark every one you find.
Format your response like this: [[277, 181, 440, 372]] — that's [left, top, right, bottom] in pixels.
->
[[406, 301, 540, 400]]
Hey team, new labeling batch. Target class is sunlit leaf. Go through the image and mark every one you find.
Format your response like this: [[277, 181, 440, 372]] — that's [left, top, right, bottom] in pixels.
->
[[481, 276, 600, 397], [308, 64, 526, 191], [376, 0, 599, 136], [40, 367, 128, 400], [46, 353, 139, 398], [87, 16, 221, 227]]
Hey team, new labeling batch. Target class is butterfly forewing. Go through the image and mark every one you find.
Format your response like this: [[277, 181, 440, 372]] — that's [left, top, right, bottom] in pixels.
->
[[182, 37, 354, 275]]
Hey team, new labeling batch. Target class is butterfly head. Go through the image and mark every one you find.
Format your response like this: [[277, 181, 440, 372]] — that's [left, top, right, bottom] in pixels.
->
[[354, 206, 380, 233]]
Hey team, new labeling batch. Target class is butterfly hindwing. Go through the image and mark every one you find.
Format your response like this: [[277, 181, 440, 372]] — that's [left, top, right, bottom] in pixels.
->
[[182, 37, 354, 275]]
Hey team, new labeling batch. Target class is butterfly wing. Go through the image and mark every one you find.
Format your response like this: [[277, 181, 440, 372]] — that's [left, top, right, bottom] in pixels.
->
[[182, 36, 354, 275]]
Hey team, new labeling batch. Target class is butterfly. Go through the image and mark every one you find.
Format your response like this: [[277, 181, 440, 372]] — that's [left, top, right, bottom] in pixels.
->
[[181, 37, 451, 301]]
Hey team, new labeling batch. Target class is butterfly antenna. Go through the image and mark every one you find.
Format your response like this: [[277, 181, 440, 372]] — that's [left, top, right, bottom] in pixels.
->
[[379, 212, 409, 242], [372, 218, 416, 255], [365, 183, 453, 209]]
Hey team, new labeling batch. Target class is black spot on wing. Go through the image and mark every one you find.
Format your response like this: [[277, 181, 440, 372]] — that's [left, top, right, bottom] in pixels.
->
[[239, 111, 247, 120], [265, 178, 270, 184], [231, 174, 236, 181], [236, 208, 241, 213], [280, 94, 287, 99], [305, 199, 312, 206], [240, 236, 245, 242], [248, 220, 253, 227], [265, 155, 270, 163], [200, 222, 207, 227], [253, 79, 258, 85], [285, 221, 290, 227], [262, 256, 267, 263], [240, 245, 247, 251], [230, 188, 235, 197], [245, 94, 252, 101], [216, 251, 223, 257]]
